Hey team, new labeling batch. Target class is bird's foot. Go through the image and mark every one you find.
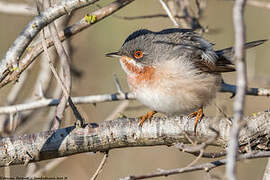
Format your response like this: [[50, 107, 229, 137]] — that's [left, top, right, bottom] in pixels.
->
[[188, 107, 204, 133], [139, 111, 157, 127]]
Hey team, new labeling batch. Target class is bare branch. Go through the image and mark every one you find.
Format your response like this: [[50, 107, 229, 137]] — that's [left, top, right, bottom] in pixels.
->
[[113, 74, 125, 95], [263, 158, 270, 180], [90, 153, 109, 180], [45, 0, 73, 129], [31, 157, 67, 177], [0, 0, 99, 84], [114, 14, 184, 20], [0, 1, 36, 16], [220, 82, 270, 97], [1, 82, 269, 115], [0, 0, 135, 89], [122, 151, 270, 180], [247, 0, 270, 9], [159, 0, 179, 27], [0, 110, 270, 167], [0, 92, 135, 115], [226, 0, 247, 179]]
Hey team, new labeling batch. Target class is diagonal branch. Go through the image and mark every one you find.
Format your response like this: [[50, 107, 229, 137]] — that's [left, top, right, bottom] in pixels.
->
[[0, 0, 135, 89], [0, 0, 99, 84]]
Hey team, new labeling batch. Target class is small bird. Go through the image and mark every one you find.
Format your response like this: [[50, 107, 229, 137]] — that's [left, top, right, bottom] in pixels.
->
[[106, 28, 265, 132]]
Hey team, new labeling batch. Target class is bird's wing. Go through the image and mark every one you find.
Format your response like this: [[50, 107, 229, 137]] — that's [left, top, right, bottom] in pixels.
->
[[168, 31, 236, 73], [193, 60, 235, 73]]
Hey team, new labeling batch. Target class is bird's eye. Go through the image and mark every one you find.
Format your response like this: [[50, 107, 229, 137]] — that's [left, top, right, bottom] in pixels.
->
[[134, 50, 143, 59]]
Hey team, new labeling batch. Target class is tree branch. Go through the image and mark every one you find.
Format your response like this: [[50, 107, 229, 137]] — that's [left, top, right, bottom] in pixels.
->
[[0, 2, 36, 16], [0, 92, 135, 114], [0, 0, 135, 89], [1, 82, 269, 115], [226, 0, 246, 179], [122, 151, 270, 180], [0, 0, 99, 84], [0, 110, 270, 167]]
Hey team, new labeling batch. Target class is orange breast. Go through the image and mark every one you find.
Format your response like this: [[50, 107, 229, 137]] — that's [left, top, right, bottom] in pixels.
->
[[120, 57, 156, 90]]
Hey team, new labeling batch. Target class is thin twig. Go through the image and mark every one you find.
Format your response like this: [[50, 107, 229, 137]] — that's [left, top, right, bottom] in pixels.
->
[[46, 0, 72, 129], [1, 81, 269, 115], [114, 14, 184, 20], [0, 0, 132, 89], [0, 0, 99, 82], [0, 2, 36, 16], [247, 0, 270, 9], [90, 152, 109, 180], [226, 0, 247, 180], [185, 150, 227, 158], [263, 158, 270, 180], [159, 0, 179, 27], [31, 157, 68, 177], [113, 74, 125, 95], [121, 151, 270, 180], [0, 92, 135, 114]]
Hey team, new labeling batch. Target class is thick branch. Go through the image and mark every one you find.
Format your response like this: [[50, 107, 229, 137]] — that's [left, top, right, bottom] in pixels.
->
[[0, 110, 270, 167]]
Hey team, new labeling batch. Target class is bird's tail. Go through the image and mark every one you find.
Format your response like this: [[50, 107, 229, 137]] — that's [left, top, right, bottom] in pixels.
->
[[215, 39, 267, 63]]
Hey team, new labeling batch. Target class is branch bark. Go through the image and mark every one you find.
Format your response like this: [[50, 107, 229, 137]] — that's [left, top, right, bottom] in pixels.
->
[[0, 110, 270, 167]]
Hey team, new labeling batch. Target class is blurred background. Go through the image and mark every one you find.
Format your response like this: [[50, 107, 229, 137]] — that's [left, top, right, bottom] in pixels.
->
[[0, 0, 270, 179]]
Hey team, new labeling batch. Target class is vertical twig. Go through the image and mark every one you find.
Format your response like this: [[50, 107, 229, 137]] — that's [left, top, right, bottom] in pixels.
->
[[4, 166, 10, 178], [45, 0, 71, 130], [226, 0, 246, 180]]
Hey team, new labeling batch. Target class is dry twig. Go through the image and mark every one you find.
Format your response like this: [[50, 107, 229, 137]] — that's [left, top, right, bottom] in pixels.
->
[[226, 0, 247, 180], [1, 82, 269, 115], [90, 153, 109, 180], [122, 151, 270, 180], [0, 0, 135, 89], [159, 0, 179, 27]]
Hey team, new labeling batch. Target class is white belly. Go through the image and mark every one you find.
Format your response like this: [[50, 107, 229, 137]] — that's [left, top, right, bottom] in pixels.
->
[[128, 59, 220, 115], [135, 83, 217, 115]]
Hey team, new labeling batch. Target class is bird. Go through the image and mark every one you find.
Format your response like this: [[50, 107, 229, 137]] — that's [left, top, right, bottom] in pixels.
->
[[106, 28, 265, 132]]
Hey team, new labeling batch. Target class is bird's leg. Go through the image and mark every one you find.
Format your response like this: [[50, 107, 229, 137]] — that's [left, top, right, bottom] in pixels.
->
[[139, 111, 157, 127], [188, 107, 204, 133]]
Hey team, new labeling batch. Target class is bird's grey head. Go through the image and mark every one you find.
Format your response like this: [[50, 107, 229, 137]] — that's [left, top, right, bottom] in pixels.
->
[[106, 28, 196, 66], [119, 29, 156, 66], [106, 28, 216, 76]]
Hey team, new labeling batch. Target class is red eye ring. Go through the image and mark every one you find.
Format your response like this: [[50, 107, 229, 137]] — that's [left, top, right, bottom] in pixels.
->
[[134, 50, 143, 59]]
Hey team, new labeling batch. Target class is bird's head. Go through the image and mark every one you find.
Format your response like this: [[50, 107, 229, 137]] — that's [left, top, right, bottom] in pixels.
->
[[106, 29, 158, 77], [106, 28, 199, 77]]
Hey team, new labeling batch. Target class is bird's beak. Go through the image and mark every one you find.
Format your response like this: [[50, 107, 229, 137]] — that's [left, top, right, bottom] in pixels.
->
[[105, 51, 121, 58]]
